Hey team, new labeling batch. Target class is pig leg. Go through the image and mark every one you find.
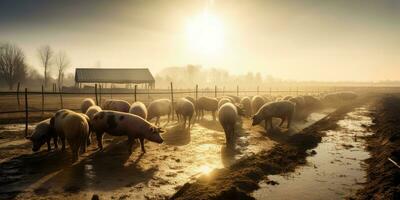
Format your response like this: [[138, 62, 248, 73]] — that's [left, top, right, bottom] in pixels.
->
[[139, 137, 146, 153], [212, 111, 216, 121], [96, 131, 104, 150], [183, 116, 187, 128], [264, 120, 269, 132], [279, 117, 286, 127], [127, 136, 135, 155], [188, 115, 192, 129], [230, 125, 235, 149], [53, 135, 58, 149], [269, 118, 273, 130], [156, 117, 160, 126], [223, 126, 230, 146], [80, 133, 87, 154], [61, 136, 66, 152], [47, 137, 51, 151], [287, 113, 292, 129]]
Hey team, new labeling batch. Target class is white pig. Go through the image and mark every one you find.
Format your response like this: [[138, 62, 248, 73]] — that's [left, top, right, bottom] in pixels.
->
[[101, 99, 130, 112], [147, 99, 172, 125], [129, 101, 148, 119], [81, 98, 96, 113], [252, 101, 295, 132]]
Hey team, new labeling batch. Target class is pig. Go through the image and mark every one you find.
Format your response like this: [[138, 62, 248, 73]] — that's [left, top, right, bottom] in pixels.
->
[[283, 96, 293, 100], [303, 95, 322, 110], [129, 101, 148, 119], [184, 96, 197, 117], [101, 99, 130, 112], [27, 118, 58, 152], [184, 96, 196, 105], [218, 103, 238, 148], [226, 95, 241, 103], [81, 98, 96, 113], [85, 105, 102, 121], [218, 98, 232, 109], [240, 97, 252, 117], [196, 96, 218, 120], [175, 98, 195, 128], [91, 110, 164, 154], [50, 109, 90, 162], [147, 99, 172, 125], [289, 96, 305, 111], [251, 95, 265, 114], [252, 100, 296, 132]]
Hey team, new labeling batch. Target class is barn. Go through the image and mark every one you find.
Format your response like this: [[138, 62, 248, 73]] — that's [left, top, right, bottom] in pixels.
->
[[75, 68, 155, 89]]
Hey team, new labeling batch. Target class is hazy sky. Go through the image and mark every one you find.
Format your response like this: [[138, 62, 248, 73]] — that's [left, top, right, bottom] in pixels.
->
[[1, 0, 399, 81]]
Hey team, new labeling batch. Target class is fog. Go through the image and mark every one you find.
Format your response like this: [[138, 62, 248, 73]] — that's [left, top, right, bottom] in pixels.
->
[[1, 0, 400, 89]]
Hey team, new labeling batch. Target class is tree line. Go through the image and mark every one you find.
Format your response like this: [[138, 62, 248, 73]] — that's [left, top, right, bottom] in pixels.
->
[[0, 42, 70, 90]]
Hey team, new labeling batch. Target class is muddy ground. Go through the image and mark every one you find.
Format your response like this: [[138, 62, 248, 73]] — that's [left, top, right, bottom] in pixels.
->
[[353, 96, 400, 199], [0, 109, 328, 200], [170, 98, 371, 200]]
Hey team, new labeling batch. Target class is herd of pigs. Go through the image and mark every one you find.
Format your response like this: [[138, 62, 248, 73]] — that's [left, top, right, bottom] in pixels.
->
[[26, 91, 357, 162]]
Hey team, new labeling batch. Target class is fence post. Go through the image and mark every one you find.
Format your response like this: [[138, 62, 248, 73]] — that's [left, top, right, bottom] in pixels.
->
[[296, 87, 299, 96], [269, 87, 272, 95], [41, 85, 44, 117], [16, 82, 20, 109], [257, 86, 259, 95], [195, 84, 198, 100], [24, 88, 28, 137], [170, 82, 174, 120], [99, 84, 102, 105], [222, 86, 225, 96], [134, 85, 137, 102], [95, 84, 98, 105], [58, 85, 63, 109], [236, 85, 239, 97], [214, 85, 217, 98]]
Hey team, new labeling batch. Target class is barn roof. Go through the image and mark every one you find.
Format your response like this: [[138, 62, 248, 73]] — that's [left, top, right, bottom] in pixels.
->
[[75, 68, 155, 83]]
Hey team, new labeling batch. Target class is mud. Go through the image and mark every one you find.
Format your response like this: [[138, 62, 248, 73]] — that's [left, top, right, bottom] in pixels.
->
[[170, 100, 363, 200], [0, 115, 287, 200], [353, 96, 400, 199], [252, 107, 374, 200]]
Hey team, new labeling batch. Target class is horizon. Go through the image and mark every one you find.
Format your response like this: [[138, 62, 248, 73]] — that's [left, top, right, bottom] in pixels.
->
[[1, 0, 400, 82]]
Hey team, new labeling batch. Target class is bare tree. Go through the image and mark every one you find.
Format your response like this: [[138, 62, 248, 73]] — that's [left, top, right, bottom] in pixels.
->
[[55, 51, 70, 87], [38, 45, 53, 88], [0, 43, 27, 90]]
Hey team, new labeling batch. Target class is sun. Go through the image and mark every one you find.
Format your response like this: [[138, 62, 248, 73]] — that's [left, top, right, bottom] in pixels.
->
[[185, 11, 224, 57]]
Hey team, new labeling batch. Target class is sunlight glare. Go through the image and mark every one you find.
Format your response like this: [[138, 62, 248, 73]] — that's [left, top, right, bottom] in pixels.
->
[[198, 165, 213, 175], [185, 11, 224, 57]]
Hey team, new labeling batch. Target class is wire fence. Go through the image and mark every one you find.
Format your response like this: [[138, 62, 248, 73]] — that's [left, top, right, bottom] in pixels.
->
[[1, 82, 400, 129], [0, 83, 335, 115]]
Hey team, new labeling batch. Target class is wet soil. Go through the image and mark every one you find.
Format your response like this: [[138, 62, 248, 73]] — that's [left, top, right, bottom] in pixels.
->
[[252, 107, 374, 200], [1, 114, 317, 200], [353, 96, 400, 200], [170, 100, 364, 200]]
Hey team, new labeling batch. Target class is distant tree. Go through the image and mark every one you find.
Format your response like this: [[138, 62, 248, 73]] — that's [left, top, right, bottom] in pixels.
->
[[0, 43, 27, 90], [38, 45, 53, 88], [55, 51, 70, 87]]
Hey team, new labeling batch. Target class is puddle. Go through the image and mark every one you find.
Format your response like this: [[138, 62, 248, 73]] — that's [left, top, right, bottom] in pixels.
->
[[252, 107, 373, 200]]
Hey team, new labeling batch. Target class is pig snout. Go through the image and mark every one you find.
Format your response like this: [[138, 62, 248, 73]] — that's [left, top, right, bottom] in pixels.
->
[[148, 133, 164, 144]]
